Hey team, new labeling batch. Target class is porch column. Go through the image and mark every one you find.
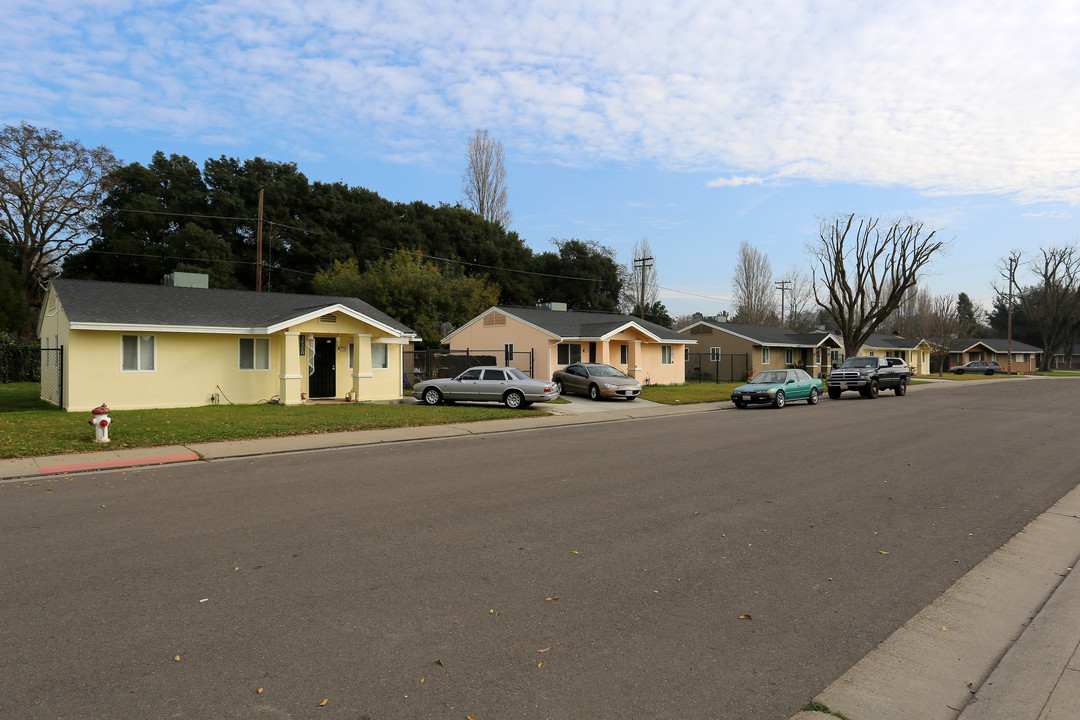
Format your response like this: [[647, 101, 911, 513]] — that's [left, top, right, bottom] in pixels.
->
[[628, 340, 643, 379], [280, 332, 304, 405], [352, 334, 373, 401], [595, 341, 611, 365]]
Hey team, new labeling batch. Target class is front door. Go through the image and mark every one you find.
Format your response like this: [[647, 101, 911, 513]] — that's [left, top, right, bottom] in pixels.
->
[[310, 337, 336, 398], [589, 342, 596, 363]]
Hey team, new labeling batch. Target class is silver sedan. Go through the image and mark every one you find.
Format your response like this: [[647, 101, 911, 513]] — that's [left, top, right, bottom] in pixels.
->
[[412, 366, 556, 409]]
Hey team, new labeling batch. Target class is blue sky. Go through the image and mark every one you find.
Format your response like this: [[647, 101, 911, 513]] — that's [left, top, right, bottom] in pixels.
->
[[5, 0, 1079, 317]]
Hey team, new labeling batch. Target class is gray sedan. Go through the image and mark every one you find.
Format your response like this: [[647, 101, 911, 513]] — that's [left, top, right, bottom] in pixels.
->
[[412, 366, 556, 408]]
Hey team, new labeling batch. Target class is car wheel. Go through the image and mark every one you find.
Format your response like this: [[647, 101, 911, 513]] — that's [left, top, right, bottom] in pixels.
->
[[589, 384, 602, 401], [864, 380, 879, 399], [422, 387, 442, 406], [828, 388, 842, 400], [504, 390, 525, 409], [773, 390, 786, 408], [955, 369, 965, 375], [985, 369, 994, 375], [734, 400, 747, 409], [807, 387, 819, 405], [553, 380, 563, 395], [895, 378, 907, 396]]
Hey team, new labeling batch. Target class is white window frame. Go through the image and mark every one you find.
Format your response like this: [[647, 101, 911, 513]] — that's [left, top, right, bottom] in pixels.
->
[[785, 348, 794, 364], [372, 342, 388, 369], [122, 334, 156, 372], [620, 344, 629, 365], [348, 342, 355, 370], [761, 346, 771, 365], [557, 343, 581, 366], [238, 337, 270, 371], [504, 343, 514, 363], [661, 345, 673, 365], [709, 346, 721, 361]]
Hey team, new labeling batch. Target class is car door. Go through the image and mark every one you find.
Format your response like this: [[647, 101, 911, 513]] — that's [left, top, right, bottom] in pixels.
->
[[564, 364, 588, 395], [447, 367, 483, 400], [480, 368, 508, 401], [789, 369, 811, 399]]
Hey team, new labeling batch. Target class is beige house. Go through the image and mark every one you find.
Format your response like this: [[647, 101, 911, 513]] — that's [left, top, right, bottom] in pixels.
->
[[38, 278, 417, 411], [856, 333, 934, 375], [948, 338, 1042, 373], [679, 321, 841, 378], [444, 304, 694, 385]]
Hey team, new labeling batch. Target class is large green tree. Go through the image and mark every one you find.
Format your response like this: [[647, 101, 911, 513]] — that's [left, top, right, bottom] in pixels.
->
[[534, 239, 622, 312], [0, 122, 118, 329], [313, 250, 500, 347]]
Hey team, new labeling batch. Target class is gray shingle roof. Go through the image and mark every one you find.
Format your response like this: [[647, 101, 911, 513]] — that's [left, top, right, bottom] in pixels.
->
[[50, 279, 416, 335], [693, 321, 838, 347], [950, 337, 1043, 353], [498, 306, 689, 342], [862, 333, 928, 350]]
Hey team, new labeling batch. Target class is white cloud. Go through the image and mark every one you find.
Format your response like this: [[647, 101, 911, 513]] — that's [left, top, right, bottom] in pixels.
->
[[707, 176, 766, 188], [4, 0, 1080, 204]]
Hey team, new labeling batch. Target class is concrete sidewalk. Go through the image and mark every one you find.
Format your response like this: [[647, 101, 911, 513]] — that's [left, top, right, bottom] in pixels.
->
[[6, 385, 1079, 720]]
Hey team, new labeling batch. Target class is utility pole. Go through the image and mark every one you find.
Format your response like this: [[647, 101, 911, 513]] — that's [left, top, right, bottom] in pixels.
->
[[256, 185, 264, 292], [1005, 251, 1020, 374], [633, 255, 654, 321], [774, 279, 791, 326]]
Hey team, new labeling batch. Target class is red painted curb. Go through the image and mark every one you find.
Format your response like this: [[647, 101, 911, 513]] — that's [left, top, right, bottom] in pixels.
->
[[39, 452, 201, 475]]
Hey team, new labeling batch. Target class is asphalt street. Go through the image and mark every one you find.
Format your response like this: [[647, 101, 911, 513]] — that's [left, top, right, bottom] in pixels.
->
[[2, 379, 1077, 719]]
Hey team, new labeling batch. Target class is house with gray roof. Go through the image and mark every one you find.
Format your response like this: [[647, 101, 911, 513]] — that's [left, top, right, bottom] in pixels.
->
[[38, 277, 417, 411], [443, 304, 695, 386], [678, 320, 842, 379], [947, 338, 1042, 373], [858, 333, 935, 375]]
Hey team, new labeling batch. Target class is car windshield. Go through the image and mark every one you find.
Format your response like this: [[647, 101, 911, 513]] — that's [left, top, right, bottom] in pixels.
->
[[840, 358, 876, 368], [506, 368, 530, 380], [587, 365, 628, 378], [751, 371, 787, 384]]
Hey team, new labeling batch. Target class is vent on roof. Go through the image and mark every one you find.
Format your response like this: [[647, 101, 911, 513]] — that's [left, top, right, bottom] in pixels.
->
[[538, 302, 567, 311], [320, 314, 337, 323], [484, 313, 506, 327], [691, 325, 708, 334], [163, 272, 209, 288]]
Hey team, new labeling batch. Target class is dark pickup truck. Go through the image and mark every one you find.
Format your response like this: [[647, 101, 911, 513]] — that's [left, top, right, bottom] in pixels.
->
[[827, 356, 910, 399]]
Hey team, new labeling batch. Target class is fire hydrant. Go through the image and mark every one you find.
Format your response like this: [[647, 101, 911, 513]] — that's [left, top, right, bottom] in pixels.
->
[[89, 403, 113, 443]]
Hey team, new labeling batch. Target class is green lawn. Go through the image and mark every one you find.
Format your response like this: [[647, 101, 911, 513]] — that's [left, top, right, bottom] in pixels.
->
[[641, 381, 741, 404], [2, 389, 546, 459]]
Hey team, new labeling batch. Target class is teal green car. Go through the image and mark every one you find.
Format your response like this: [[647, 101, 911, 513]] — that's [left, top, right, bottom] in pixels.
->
[[731, 368, 823, 409]]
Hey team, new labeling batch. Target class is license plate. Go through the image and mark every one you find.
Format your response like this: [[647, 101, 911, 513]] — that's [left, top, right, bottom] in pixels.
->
[[840, 383, 847, 390], [742, 394, 750, 401]]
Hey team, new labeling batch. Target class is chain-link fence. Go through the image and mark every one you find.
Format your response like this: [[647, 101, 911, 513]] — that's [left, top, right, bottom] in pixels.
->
[[684, 352, 749, 383], [0, 346, 63, 408]]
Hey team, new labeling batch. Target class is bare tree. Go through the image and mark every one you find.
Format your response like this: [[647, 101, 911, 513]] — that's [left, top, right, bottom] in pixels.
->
[[778, 265, 816, 331], [462, 128, 511, 229], [883, 284, 935, 338], [0, 122, 118, 322], [810, 214, 945, 357], [730, 241, 776, 324], [1011, 246, 1080, 371], [619, 238, 658, 315], [926, 293, 967, 376]]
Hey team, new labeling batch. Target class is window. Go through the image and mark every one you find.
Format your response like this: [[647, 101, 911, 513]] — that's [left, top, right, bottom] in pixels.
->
[[122, 335, 155, 372], [239, 338, 270, 370], [348, 342, 354, 370], [504, 343, 514, 363], [868, 350, 875, 356], [661, 345, 673, 365], [620, 344, 628, 365], [482, 369, 507, 381], [761, 346, 771, 365], [785, 348, 794, 364], [460, 368, 482, 380], [372, 343, 388, 369], [557, 343, 581, 365], [709, 346, 721, 361]]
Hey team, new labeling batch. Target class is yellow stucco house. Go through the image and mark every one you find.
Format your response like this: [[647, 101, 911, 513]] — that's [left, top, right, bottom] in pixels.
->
[[856, 333, 935, 375], [443, 304, 694, 385], [38, 278, 417, 411]]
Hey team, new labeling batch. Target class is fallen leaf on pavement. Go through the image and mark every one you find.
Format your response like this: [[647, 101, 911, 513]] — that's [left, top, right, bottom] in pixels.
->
[[538, 648, 550, 653], [878, 551, 890, 555], [739, 614, 752, 620], [318, 698, 328, 707]]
